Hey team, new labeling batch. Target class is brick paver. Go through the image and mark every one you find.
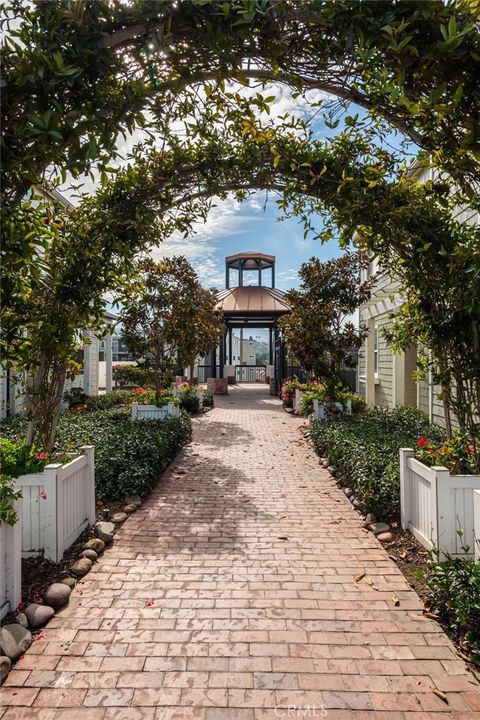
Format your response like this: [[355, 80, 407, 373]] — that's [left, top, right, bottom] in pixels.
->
[[2, 385, 480, 719]]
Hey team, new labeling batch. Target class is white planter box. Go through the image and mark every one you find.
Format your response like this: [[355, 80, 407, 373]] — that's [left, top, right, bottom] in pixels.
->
[[0, 500, 22, 620], [400, 448, 480, 559], [293, 389, 305, 414], [312, 399, 351, 421], [15, 446, 95, 563], [131, 402, 180, 420]]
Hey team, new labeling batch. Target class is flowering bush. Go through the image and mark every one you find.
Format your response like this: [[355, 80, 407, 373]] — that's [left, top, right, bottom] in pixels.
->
[[281, 378, 305, 407], [0, 438, 50, 478], [300, 384, 366, 416], [133, 387, 175, 408], [415, 431, 479, 474], [0, 474, 22, 525]]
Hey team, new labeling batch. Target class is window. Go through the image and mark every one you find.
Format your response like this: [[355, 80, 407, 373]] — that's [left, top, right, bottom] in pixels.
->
[[367, 256, 378, 278], [373, 326, 379, 376]]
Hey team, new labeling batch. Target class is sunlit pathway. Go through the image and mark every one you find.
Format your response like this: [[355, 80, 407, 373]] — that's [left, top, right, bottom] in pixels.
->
[[2, 385, 480, 719]]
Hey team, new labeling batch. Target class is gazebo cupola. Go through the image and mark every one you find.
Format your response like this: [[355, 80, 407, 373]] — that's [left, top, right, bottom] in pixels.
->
[[225, 251, 276, 289]]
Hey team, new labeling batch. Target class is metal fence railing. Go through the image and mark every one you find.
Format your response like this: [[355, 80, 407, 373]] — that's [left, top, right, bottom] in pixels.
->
[[235, 365, 266, 383]]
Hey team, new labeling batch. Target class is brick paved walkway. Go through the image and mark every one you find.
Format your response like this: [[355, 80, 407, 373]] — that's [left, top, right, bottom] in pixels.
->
[[2, 385, 480, 719]]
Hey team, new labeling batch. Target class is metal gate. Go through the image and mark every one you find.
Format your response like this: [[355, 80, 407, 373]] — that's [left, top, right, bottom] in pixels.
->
[[235, 365, 266, 383]]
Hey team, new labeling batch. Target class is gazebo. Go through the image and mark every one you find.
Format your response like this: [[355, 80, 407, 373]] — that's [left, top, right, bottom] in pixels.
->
[[200, 252, 291, 392]]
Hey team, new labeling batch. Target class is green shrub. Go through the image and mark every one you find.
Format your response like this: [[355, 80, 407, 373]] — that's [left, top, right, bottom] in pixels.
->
[[63, 387, 88, 407], [201, 389, 214, 408], [0, 408, 192, 501], [0, 474, 22, 525], [426, 557, 480, 663], [308, 406, 445, 519], [113, 364, 154, 387], [86, 390, 133, 411]]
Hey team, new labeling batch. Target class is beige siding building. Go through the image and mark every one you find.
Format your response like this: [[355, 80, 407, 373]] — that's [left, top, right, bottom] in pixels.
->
[[358, 164, 479, 429]]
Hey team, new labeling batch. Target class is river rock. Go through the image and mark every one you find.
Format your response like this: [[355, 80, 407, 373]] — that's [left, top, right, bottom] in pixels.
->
[[327, 466, 336, 476], [59, 577, 77, 589], [82, 549, 98, 562], [352, 498, 362, 508], [377, 531, 393, 542], [43, 583, 71, 609], [344, 488, 353, 498], [15, 613, 28, 628], [112, 512, 128, 524], [364, 512, 377, 526], [70, 557, 92, 578], [24, 603, 55, 628], [0, 624, 32, 660], [0, 655, 11, 685], [124, 494, 142, 507], [369, 522, 390, 535], [83, 538, 105, 554], [94, 521, 115, 544], [123, 504, 137, 514]]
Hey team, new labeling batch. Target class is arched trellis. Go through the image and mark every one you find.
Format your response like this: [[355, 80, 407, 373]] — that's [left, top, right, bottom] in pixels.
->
[[2, 0, 479, 204], [6, 120, 479, 449]]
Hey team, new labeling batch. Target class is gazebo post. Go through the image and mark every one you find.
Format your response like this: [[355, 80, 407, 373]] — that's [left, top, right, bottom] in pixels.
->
[[269, 327, 273, 365], [228, 327, 233, 365]]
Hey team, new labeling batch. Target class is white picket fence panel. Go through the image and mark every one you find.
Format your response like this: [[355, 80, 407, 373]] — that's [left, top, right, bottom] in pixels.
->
[[131, 402, 180, 420], [0, 500, 22, 620], [474, 489, 480, 562], [15, 446, 95, 563], [400, 448, 480, 559]]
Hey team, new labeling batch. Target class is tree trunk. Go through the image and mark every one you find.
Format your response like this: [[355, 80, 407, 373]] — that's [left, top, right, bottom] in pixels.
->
[[26, 353, 68, 451]]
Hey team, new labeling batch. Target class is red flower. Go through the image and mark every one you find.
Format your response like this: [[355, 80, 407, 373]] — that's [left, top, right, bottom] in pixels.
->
[[417, 438, 428, 448], [134, 387, 143, 396], [467, 445, 475, 455]]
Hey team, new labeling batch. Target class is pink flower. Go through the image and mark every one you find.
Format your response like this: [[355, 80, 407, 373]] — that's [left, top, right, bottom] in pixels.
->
[[38, 489, 47, 501], [35, 452, 48, 460], [145, 598, 154, 607]]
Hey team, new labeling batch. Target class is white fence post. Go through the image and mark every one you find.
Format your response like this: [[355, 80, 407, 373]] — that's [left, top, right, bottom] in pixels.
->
[[131, 401, 138, 419], [41, 464, 61, 562], [433, 466, 451, 560], [399, 448, 415, 532], [82, 445, 96, 526], [474, 489, 480, 563], [0, 499, 22, 620]]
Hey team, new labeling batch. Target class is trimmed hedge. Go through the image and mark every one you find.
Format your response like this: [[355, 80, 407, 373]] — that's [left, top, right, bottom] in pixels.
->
[[0, 407, 192, 501], [308, 406, 445, 519], [427, 557, 480, 663]]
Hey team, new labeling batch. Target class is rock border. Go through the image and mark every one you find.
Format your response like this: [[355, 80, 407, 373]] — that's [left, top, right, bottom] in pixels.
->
[[0, 494, 143, 685]]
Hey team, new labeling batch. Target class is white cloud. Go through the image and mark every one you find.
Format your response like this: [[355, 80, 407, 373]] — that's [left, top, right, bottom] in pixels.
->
[[150, 194, 258, 287]]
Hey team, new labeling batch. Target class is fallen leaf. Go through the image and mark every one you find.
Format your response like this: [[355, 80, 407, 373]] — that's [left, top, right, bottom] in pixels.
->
[[399, 550, 408, 559], [392, 593, 400, 606], [277, 536, 289, 541], [365, 576, 379, 590], [431, 688, 448, 704], [423, 611, 440, 620], [354, 572, 366, 583]]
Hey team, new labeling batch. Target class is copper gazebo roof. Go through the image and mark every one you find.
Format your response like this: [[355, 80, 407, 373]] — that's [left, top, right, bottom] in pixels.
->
[[215, 286, 290, 315]]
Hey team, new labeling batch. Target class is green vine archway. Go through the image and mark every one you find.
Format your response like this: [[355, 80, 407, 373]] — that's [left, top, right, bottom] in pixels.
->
[[8, 119, 479, 448], [2, 0, 479, 205]]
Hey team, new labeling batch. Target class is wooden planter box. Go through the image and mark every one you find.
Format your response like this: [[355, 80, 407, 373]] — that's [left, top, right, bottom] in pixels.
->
[[14, 446, 95, 563], [400, 448, 480, 559], [131, 402, 180, 420], [0, 500, 22, 620]]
